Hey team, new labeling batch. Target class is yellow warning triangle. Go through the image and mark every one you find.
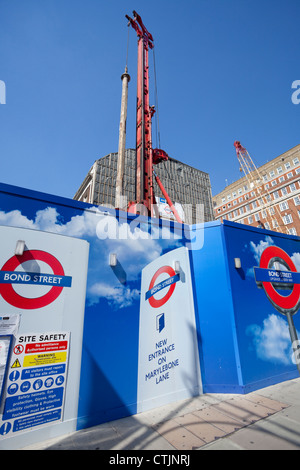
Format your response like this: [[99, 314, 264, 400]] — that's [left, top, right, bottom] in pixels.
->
[[11, 358, 21, 368]]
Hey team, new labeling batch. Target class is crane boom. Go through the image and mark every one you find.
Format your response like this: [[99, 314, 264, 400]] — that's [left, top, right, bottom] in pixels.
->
[[234, 141, 288, 234]]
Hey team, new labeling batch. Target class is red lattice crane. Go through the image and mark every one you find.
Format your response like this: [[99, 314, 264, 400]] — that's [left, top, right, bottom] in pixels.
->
[[126, 11, 182, 223]]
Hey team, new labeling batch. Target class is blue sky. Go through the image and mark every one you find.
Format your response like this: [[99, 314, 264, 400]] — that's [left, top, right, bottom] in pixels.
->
[[0, 0, 299, 199]]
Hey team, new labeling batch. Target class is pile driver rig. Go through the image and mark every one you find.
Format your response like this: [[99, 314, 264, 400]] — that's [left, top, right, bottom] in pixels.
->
[[124, 11, 182, 224]]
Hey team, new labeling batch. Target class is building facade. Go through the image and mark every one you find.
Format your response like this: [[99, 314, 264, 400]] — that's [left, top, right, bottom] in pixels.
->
[[213, 144, 300, 236], [74, 148, 214, 224]]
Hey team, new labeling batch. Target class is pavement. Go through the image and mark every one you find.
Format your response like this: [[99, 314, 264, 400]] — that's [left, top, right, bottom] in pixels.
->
[[22, 377, 300, 451]]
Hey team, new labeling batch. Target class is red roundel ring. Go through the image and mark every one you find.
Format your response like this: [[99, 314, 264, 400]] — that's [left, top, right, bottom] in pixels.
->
[[260, 246, 300, 314], [148, 265, 176, 309], [0, 250, 65, 309]]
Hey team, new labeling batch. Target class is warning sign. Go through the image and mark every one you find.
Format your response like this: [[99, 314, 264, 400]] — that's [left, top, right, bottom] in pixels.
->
[[23, 351, 67, 367], [0, 331, 70, 438]]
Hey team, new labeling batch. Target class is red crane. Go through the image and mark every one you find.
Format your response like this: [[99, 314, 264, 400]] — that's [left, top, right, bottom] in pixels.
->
[[126, 11, 182, 223]]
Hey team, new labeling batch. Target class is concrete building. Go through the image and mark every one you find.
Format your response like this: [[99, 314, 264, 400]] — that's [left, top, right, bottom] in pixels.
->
[[74, 148, 214, 224], [213, 144, 300, 236]]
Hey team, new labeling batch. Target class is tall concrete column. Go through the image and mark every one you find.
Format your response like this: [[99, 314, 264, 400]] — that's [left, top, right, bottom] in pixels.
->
[[115, 66, 130, 209]]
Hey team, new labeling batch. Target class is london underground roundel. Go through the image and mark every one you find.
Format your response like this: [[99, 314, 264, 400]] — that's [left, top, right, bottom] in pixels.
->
[[146, 265, 179, 309], [259, 246, 300, 315], [0, 250, 70, 309]]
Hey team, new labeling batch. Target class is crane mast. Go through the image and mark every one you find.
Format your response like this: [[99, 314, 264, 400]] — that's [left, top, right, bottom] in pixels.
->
[[234, 141, 288, 234], [126, 11, 182, 223]]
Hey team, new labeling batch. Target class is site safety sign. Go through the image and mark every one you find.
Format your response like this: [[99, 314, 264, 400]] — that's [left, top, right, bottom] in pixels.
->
[[0, 331, 70, 437]]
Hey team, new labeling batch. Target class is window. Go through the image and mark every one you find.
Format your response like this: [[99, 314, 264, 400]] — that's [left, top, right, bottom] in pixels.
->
[[254, 213, 261, 221], [279, 201, 289, 211], [294, 196, 300, 206], [269, 207, 275, 215], [238, 197, 243, 202], [277, 166, 283, 174], [263, 175, 268, 182], [269, 171, 275, 178], [232, 192, 236, 197], [239, 207, 244, 215], [245, 204, 250, 212], [288, 227, 297, 235], [222, 197, 225, 203], [233, 209, 239, 217], [227, 195, 231, 200], [279, 176, 285, 183], [248, 216, 253, 224], [293, 157, 299, 165], [264, 222, 270, 230], [272, 219, 278, 228], [289, 183, 296, 192], [283, 214, 293, 225], [252, 201, 257, 209], [287, 172, 293, 179], [238, 188, 242, 195], [265, 184, 269, 190], [271, 180, 277, 187], [285, 162, 291, 170], [296, 168, 300, 175], [273, 191, 279, 199], [233, 200, 237, 205], [262, 210, 267, 219], [281, 187, 288, 196]]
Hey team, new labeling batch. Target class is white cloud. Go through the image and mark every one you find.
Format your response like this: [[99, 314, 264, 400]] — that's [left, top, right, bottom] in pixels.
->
[[249, 236, 275, 264], [88, 282, 140, 309], [247, 313, 297, 365]]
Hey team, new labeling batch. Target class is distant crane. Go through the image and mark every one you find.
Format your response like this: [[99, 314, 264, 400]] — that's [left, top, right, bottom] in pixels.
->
[[125, 11, 182, 223], [233, 141, 288, 234]]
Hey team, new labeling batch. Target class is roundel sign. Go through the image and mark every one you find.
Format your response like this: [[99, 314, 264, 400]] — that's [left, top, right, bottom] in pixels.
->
[[145, 266, 180, 309], [255, 246, 300, 315], [0, 250, 72, 310]]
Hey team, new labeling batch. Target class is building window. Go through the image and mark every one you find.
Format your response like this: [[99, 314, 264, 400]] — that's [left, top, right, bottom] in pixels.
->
[[279, 201, 289, 211], [283, 214, 293, 225], [281, 187, 288, 196], [265, 184, 269, 189], [222, 197, 225, 203], [277, 166, 283, 174], [271, 180, 277, 187], [273, 191, 279, 199], [289, 183, 297, 192], [296, 168, 300, 175], [265, 222, 270, 230], [245, 204, 250, 212], [262, 210, 267, 219], [263, 175, 268, 182], [233, 199, 237, 205], [285, 162, 291, 170], [239, 197, 243, 202], [248, 216, 253, 224], [287, 172, 293, 179], [288, 227, 297, 235], [252, 201, 257, 209], [294, 196, 300, 206], [269, 171, 275, 178], [272, 219, 278, 228], [293, 157, 299, 166], [279, 176, 285, 183], [239, 207, 244, 215], [269, 207, 275, 216], [254, 213, 261, 221]]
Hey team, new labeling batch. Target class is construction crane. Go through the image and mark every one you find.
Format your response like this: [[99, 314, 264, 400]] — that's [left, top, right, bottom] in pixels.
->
[[233, 141, 288, 234], [125, 11, 182, 224]]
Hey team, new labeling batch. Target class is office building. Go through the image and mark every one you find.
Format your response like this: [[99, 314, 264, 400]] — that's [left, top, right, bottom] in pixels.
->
[[74, 149, 214, 224]]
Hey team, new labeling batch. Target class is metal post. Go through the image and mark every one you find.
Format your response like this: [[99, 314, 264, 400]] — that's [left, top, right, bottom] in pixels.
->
[[116, 67, 130, 209]]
